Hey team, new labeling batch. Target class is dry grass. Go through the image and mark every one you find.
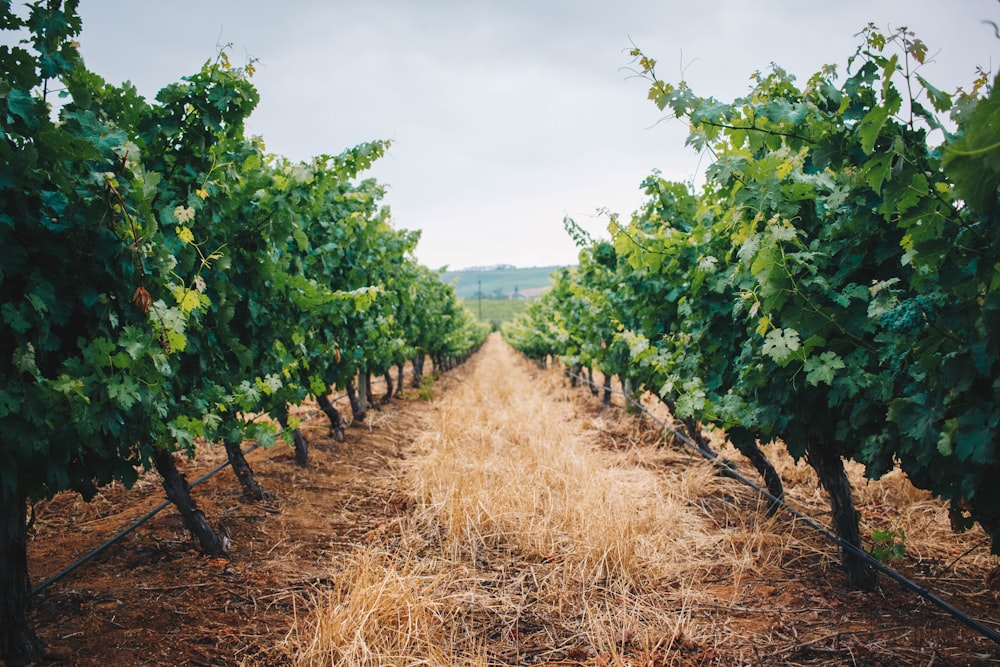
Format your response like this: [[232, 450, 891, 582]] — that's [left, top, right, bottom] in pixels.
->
[[281, 336, 803, 665], [287, 548, 489, 667], [406, 339, 748, 593], [280, 334, 1000, 665]]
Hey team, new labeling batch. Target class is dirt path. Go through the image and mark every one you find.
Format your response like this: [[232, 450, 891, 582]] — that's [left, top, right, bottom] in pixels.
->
[[23, 334, 1000, 666]]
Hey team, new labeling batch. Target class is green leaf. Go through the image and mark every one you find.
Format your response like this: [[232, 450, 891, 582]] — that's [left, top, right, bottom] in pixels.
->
[[2, 303, 30, 333], [888, 396, 939, 444], [761, 327, 801, 365], [121, 326, 149, 360], [247, 422, 278, 449], [12, 344, 38, 375], [858, 104, 890, 154], [954, 410, 996, 464], [943, 79, 1000, 214], [63, 109, 127, 154], [6, 88, 38, 127], [169, 415, 202, 451], [292, 227, 309, 251], [937, 431, 953, 456], [803, 351, 846, 386], [894, 172, 929, 213], [166, 330, 187, 352], [107, 374, 140, 409], [353, 287, 377, 311], [863, 151, 893, 193], [917, 74, 951, 113]]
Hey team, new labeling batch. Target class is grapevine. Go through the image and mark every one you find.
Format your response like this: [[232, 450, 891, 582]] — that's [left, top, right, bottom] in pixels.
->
[[0, 1, 486, 659], [506, 24, 1000, 591]]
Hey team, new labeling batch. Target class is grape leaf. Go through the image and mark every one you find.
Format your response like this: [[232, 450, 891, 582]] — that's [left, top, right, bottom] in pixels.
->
[[761, 327, 801, 365], [804, 351, 846, 386]]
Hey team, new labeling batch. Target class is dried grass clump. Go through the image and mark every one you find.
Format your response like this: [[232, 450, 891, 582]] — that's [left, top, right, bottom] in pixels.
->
[[579, 581, 702, 661], [286, 548, 487, 667]]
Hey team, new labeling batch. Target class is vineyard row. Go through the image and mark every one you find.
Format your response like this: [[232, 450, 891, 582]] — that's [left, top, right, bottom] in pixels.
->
[[504, 25, 1000, 595], [0, 1, 488, 660]]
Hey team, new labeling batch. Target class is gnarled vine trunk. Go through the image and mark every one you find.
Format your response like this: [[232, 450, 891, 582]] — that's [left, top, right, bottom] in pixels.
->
[[223, 437, 267, 501], [806, 438, 876, 590], [621, 375, 639, 414], [317, 393, 346, 441], [602, 373, 613, 406], [275, 409, 309, 467], [0, 495, 42, 664], [359, 372, 378, 413], [367, 373, 382, 411], [672, 410, 735, 476], [704, 425, 785, 516], [346, 378, 366, 423], [411, 355, 424, 389], [568, 363, 581, 387], [735, 440, 784, 516], [153, 449, 227, 556], [381, 371, 393, 404], [395, 364, 405, 398]]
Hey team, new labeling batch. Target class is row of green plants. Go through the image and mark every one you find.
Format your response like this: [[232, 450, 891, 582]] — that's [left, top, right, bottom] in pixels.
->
[[505, 24, 1000, 590], [0, 0, 488, 659]]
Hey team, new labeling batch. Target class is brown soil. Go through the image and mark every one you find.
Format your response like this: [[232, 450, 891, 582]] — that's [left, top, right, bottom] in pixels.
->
[[23, 372, 443, 667], [18, 341, 1000, 666]]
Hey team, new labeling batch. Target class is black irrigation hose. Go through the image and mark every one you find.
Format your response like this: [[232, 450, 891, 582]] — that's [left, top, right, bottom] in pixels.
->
[[564, 368, 1000, 647], [31, 442, 262, 596], [30, 366, 424, 595], [32, 499, 170, 596], [30, 385, 361, 596]]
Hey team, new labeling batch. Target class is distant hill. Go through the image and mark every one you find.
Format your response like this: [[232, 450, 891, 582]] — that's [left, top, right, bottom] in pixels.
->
[[441, 265, 566, 300]]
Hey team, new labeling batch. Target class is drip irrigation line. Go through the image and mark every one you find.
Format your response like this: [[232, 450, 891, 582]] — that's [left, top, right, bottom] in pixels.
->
[[31, 443, 252, 595], [31, 442, 263, 596], [30, 385, 361, 596], [563, 368, 1000, 646], [32, 498, 171, 596], [30, 367, 421, 595]]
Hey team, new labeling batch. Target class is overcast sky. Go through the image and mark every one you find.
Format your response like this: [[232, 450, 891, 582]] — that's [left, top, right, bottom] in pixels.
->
[[64, 2, 1000, 269]]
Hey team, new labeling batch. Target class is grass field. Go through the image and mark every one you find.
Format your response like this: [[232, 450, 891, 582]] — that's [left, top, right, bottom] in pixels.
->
[[461, 298, 529, 328], [443, 265, 563, 300]]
